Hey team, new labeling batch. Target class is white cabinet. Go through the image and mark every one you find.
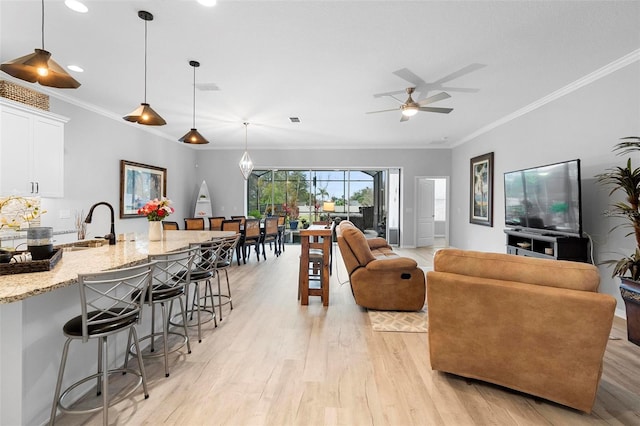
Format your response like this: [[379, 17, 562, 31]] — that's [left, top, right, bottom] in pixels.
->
[[0, 98, 68, 197]]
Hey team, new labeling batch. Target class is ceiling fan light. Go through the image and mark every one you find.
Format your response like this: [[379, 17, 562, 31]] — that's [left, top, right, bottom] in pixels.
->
[[402, 106, 419, 117], [1, 48, 81, 88], [123, 103, 167, 125], [179, 128, 209, 144]]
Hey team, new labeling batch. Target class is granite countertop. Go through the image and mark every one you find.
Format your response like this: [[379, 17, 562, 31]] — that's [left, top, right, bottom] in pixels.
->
[[0, 230, 235, 304]]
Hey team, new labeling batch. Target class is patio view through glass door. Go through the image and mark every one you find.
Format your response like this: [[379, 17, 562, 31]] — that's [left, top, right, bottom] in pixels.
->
[[247, 169, 399, 243]]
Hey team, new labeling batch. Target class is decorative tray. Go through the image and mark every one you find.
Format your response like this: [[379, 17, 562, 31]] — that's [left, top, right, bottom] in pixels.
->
[[516, 242, 531, 249], [0, 248, 63, 275]]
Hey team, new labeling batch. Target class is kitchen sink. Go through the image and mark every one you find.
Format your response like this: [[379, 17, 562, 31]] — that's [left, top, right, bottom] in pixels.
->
[[60, 239, 107, 252], [63, 246, 91, 252]]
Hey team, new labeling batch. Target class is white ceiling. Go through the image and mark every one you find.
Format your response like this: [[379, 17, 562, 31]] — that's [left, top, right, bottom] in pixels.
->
[[1, 0, 639, 150]]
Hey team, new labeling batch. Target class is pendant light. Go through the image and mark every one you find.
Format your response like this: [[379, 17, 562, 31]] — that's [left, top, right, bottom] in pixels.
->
[[239, 122, 254, 180], [123, 11, 166, 126], [179, 60, 209, 144], [0, 0, 81, 89]]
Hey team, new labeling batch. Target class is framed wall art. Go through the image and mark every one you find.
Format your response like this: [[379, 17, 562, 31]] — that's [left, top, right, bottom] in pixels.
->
[[120, 160, 167, 219], [470, 152, 494, 226]]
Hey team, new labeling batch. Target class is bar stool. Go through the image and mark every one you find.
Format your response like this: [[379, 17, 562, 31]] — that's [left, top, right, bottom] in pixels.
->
[[49, 262, 155, 426], [178, 238, 226, 341], [298, 248, 325, 303], [211, 234, 241, 321], [129, 247, 196, 378]]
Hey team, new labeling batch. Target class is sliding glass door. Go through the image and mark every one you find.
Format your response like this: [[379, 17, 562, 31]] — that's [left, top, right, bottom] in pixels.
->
[[247, 168, 399, 243]]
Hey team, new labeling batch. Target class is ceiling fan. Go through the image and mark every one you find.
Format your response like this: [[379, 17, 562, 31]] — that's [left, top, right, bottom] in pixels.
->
[[366, 87, 453, 122]]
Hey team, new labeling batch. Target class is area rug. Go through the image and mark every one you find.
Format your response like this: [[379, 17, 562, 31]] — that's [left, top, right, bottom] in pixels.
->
[[367, 306, 428, 333]]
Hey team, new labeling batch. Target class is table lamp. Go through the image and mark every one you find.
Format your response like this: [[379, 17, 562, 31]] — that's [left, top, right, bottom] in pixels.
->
[[323, 202, 335, 226]]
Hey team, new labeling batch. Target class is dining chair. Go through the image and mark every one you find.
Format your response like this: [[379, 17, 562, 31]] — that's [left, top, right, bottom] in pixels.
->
[[261, 216, 280, 259], [162, 221, 179, 230], [49, 262, 155, 426], [208, 216, 226, 231], [277, 215, 286, 254], [184, 217, 205, 230], [231, 215, 246, 227], [221, 219, 242, 265], [241, 218, 262, 264]]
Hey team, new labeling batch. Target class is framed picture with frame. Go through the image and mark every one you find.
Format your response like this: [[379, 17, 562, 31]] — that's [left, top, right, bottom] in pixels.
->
[[119, 160, 167, 219], [470, 152, 494, 227]]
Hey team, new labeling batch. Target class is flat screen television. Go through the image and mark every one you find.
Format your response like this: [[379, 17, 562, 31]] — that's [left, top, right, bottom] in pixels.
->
[[504, 159, 583, 237]]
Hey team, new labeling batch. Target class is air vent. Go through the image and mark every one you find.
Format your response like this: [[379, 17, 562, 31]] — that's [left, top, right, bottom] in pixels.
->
[[195, 83, 219, 91], [289, 117, 300, 123]]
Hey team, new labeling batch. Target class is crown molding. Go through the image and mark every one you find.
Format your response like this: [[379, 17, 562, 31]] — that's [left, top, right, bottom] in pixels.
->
[[0, 74, 176, 143], [452, 48, 640, 148]]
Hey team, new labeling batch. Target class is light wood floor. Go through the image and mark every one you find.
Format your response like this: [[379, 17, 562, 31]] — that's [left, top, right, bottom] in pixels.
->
[[53, 242, 640, 425]]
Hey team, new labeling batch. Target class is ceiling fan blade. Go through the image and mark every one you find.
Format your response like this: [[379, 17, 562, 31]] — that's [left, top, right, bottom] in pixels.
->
[[373, 89, 405, 98], [439, 86, 480, 93], [418, 92, 451, 106], [418, 106, 453, 114], [432, 63, 486, 85], [366, 108, 398, 114], [392, 68, 426, 87]]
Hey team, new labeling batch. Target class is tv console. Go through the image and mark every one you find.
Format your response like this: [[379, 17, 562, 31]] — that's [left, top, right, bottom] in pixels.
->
[[504, 229, 589, 263]]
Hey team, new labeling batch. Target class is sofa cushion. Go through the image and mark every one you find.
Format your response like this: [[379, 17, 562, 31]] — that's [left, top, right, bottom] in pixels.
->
[[342, 227, 376, 266], [434, 248, 599, 292]]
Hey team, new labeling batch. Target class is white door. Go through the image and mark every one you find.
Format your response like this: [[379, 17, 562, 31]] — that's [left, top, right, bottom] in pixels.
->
[[417, 178, 435, 247]]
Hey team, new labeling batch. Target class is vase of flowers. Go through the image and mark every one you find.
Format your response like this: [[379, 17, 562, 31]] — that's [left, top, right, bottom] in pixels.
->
[[138, 198, 174, 241]]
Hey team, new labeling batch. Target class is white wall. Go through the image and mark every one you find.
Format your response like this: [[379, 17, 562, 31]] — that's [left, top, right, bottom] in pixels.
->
[[40, 98, 198, 239], [450, 62, 640, 316], [194, 148, 451, 247]]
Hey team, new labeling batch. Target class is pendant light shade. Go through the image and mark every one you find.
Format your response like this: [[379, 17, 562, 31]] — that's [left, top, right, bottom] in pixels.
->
[[123, 103, 166, 126], [239, 122, 254, 180], [0, 0, 80, 89], [180, 128, 208, 144], [179, 60, 209, 144], [123, 10, 166, 126]]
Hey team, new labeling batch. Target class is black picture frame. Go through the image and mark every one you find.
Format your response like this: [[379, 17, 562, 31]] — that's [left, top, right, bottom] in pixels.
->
[[470, 152, 494, 227], [119, 160, 167, 219]]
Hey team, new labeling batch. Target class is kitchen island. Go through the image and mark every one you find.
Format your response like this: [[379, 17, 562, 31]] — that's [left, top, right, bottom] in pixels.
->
[[0, 230, 235, 425]]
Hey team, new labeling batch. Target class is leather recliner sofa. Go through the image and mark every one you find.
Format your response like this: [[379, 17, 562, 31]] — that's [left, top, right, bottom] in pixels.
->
[[336, 220, 425, 311], [427, 248, 617, 413]]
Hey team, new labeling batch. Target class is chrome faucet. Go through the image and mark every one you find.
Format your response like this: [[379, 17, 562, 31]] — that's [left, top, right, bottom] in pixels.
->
[[85, 202, 116, 245]]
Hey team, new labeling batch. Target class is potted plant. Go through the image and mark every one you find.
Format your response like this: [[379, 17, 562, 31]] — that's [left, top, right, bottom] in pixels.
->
[[286, 203, 300, 230], [597, 136, 640, 345]]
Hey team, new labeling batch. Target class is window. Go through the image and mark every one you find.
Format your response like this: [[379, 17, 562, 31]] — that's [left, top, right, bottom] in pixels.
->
[[247, 168, 393, 239]]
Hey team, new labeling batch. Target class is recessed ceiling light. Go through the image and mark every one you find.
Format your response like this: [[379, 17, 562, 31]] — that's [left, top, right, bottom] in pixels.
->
[[64, 0, 88, 13], [67, 65, 84, 73], [198, 0, 217, 7]]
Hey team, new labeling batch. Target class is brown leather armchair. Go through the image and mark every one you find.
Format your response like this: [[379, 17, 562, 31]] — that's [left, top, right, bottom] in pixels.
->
[[336, 221, 425, 311], [427, 248, 616, 413]]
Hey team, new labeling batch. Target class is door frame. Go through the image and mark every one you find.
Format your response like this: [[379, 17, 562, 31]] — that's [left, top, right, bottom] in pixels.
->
[[414, 176, 450, 247]]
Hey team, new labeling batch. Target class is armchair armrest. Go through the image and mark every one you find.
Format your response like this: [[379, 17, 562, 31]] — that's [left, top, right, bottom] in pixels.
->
[[366, 257, 418, 271]]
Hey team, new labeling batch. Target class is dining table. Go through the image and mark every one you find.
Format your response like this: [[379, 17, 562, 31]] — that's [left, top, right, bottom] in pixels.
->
[[299, 222, 334, 306]]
